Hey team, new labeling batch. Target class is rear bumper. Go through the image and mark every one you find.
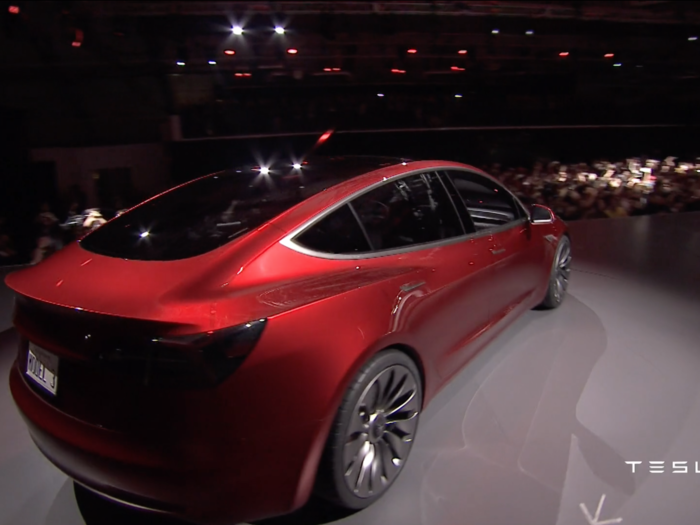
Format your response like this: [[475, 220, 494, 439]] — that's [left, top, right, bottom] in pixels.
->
[[9, 361, 329, 524]]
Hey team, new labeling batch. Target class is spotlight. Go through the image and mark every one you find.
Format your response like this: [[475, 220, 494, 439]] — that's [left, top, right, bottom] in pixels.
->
[[689, 36, 698, 41], [604, 53, 614, 58], [450, 66, 465, 71], [223, 49, 236, 56], [293, 163, 302, 170], [559, 51, 569, 57], [391, 68, 406, 74], [614, 63, 622, 67], [407, 48, 417, 54], [275, 26, 285, 35], [526, 30, 534, 35], [72, 29, 84, 48], [287, 48, 298, 54], [323, 67, 332, 72], [208, 60, 217, 65], [8, 5, 20, 14], [457, 49, 468, 55], [140, 231, 150, 238], [377, 93, 384, 97], [232, 26, 243, 35], [455, 94, 463, 98], [176, 61, 186, 66], [259, 167, 270, 175], [492, 29, 499, 34]]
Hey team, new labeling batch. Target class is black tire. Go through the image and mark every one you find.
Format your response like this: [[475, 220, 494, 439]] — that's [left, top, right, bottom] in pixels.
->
[[316, 349, 422, 510], [538, 235, 572, 309]]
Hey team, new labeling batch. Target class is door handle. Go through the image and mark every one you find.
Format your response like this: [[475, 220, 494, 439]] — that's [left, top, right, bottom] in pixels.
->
[[400, 281, 425, 292], [490, 248, 506, 255]]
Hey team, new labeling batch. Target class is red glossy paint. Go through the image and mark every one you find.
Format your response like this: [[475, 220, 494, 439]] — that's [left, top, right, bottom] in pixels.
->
[[6, 160, 567, 524]]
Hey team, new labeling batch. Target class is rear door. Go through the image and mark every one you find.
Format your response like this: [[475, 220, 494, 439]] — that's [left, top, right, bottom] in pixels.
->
[[346, 171, 494, 379]]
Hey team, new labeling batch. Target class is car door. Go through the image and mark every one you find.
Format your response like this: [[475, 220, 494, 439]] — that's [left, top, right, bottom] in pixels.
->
[[348, 171, 494, 380], [445, 170, 543, 323]]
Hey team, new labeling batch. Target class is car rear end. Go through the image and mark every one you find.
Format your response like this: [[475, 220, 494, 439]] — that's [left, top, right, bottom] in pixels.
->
[[9, 285, 278, 523]]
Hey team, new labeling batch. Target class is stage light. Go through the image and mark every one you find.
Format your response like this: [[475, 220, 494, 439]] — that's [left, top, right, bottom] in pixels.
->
[[604, 53, 614, 58], [323, 67, 332, 72], [224, 49, 236, 56], [559, 51, 569, 57], [455, 94, 463, 98], [317, 130, 333, 144], [332, 67, 340, 71], [492, 29, 499, 34], [232, 26, 243, 35], [176, 61, 186, 66], [614, 63, 622, 67], [208, 60, 217, 65], [293, 163, 302, 170], [391, 68, 406, 74], [458, 49, 468, 55], [275, 26, 285, 35], [259, 167, 270, 175], [287, 48, 298, 54], [526, 30, 534, 35], [689, 36, 698, 41], [407, 48, 417, 54], [72, 28, 84, 48], [377, 93, 384, 97], [450, 66, 465, 71], [8, 5, 20, 14], [140, 231, 150, 238]]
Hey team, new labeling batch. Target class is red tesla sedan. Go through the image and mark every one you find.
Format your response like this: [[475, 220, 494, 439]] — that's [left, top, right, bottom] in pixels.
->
[[6, 157, 569, 524]]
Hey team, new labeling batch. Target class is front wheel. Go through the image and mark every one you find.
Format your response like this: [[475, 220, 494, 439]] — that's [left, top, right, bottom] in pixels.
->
[[538, 235, 572, 309], [316, 350, 422, 510]]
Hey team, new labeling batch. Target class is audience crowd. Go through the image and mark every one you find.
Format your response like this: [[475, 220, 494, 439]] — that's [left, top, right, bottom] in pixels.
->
[[489, 155, 700, 221], [1, 155, 699, 267]]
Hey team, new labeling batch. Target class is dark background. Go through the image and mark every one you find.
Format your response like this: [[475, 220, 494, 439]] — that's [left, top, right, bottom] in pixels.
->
[[1, 1, 700, 261]]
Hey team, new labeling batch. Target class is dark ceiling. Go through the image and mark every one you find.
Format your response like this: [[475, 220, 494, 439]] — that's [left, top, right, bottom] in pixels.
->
[[1, 1, 700, 146]]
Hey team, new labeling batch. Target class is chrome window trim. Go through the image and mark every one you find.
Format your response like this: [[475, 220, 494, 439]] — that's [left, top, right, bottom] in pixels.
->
[[279, 166, 529, 261]]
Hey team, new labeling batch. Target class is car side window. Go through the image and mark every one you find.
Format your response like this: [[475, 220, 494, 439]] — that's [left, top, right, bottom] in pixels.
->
[[295, 204, 371, 254], [350, 172, 464, 251], [445, 170, 523, 231]]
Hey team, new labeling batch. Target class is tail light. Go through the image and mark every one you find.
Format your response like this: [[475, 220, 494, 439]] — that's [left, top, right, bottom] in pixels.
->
[[97, 320, 267, 388]]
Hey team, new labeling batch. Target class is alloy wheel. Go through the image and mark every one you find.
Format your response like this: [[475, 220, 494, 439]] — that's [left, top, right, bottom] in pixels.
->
[[342, 364, 420, 498], [553, 239, 572, 303]]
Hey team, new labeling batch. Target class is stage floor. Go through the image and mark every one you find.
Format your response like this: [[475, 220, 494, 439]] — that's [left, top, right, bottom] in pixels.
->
[[1, 212, 699, 525]]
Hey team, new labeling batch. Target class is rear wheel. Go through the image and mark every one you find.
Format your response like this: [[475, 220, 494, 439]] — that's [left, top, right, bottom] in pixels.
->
[[538, 235, 572, 309], [316, 350, 422, 510]]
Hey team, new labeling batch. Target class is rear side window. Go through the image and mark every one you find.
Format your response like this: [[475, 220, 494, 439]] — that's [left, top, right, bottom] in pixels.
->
[[295, 205, 371, 254], [351, 172, 464, 251]]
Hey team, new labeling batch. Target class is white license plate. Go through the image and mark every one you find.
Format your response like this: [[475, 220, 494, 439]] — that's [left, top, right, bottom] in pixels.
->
[[26, 343, 59, 396]]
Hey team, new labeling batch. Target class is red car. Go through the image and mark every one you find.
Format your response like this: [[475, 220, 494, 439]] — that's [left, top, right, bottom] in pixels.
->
[[6, 157, 570, 524]]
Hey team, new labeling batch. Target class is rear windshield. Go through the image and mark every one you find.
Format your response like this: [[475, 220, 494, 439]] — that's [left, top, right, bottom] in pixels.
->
[[80, 157, 404, 261]]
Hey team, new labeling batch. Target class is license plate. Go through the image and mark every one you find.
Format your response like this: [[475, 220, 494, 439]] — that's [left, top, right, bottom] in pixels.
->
[[26, 343, 59, 396]]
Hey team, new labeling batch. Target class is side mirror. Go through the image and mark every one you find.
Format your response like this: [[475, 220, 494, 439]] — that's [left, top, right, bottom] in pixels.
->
[[530, 204, 554, 224]]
